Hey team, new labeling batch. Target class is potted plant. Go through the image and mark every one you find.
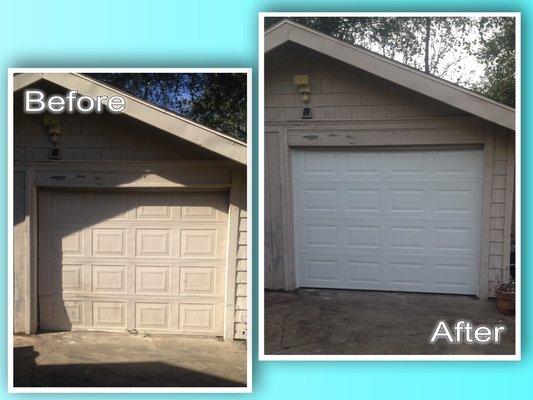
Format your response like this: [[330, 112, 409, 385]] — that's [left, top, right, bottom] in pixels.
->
[[495, 265, 515, 315]]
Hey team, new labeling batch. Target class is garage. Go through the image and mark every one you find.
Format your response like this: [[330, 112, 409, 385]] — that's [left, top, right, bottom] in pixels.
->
[[13, 72, 248, 340], [292, 148, 482, 294], [264, 20, 516, 298], [38, 190, 228, 334]]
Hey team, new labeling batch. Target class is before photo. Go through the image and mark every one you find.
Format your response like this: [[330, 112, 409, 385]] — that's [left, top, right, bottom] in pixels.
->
[[10, 70, 251, 389]]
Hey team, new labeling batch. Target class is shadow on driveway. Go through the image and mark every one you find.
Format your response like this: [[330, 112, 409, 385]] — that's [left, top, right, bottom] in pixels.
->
[[14, 332, 246, 387]]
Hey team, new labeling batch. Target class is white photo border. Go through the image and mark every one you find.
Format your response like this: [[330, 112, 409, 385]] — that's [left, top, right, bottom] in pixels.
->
[[258, 11, 521, 362], [7, 67, 253, 393]]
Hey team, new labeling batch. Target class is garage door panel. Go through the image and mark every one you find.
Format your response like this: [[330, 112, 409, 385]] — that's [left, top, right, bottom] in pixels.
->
[[92, 264, 127, 293], [91, 228, 127, 257], [135, 192, 175, 221], [61, 264, 84, 293], [90, 192, 131, 222], [135, 302, 171, 330], [178, 302, 225, 335], [432, 186, 482, 218], [48, 192, 86, 223], [296, 252, 477, 294], [293, 148, 482, 295], [431, 150, 484, 179], [345, 152, 381, 176], [346, 260, 382, 288], [347, 225, 381, 249], [39, 190, 228, 335], [179, 192, 229, 222], [385, 151, 426, 177], [135, 265, 171, 295]]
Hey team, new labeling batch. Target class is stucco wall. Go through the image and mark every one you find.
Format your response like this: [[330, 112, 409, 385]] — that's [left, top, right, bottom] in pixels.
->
[[264, 43, 515, 297]]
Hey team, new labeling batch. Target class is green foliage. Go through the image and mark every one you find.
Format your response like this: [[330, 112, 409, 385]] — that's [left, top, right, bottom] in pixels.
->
[[88, 73, 247, 141], [266, 17, 476, 79], [266, 17, 515, 106], [472, 18, 515, 107]]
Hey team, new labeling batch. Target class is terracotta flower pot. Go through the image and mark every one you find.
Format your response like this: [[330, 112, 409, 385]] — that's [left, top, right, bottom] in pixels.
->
[[495, 284, 515, 315]]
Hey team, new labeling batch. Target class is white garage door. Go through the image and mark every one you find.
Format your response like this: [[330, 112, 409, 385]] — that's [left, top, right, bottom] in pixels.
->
[[292, 148, 483, 295], [38, 190, 228, 335]]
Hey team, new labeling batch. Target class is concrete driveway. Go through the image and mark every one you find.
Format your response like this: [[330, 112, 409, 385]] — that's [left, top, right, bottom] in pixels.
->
[[265, 289, 516, 356], [14, 331, 246, 387]]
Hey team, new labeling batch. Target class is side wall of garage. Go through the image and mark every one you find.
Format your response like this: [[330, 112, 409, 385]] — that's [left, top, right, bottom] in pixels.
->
[[265, 43, 515, 297], [13, 94, 247, 339]]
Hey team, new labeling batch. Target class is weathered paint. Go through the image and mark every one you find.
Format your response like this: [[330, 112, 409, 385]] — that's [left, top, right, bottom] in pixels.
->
[[13, 79, 247, 339], [264, 42, 515, 298]]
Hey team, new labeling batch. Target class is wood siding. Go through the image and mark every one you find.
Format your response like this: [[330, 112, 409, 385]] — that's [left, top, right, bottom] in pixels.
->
[[13, 94, 247, 339], [266, 43, 467, 123], [264, 44, 515, 298]]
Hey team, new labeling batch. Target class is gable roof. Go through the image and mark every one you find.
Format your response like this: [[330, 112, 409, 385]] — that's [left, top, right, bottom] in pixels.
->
[[265, 19, 515, 131], [13, 72, 247, 164]]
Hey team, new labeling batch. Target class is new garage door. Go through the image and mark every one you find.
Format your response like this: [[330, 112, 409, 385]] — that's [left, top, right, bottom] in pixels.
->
[[38, 190, 228, 335], [292, 148, 483, 295]]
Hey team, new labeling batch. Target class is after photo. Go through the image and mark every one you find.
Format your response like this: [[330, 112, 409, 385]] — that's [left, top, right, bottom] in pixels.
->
[[260, 14, 519, 359], [9, 69, 251, 389]]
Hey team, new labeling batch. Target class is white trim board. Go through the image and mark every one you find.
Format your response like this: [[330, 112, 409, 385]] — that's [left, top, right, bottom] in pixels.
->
[[265, 19, 515, 131]]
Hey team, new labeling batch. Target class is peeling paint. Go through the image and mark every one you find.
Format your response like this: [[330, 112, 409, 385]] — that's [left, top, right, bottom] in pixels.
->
[[302, 135, 318, 140], [329, 134, 338, 137]]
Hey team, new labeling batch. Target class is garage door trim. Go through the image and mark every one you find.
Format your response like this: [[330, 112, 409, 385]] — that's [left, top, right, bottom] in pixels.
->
[[21, 160, 244, 338], [291, 146, 484, 296]]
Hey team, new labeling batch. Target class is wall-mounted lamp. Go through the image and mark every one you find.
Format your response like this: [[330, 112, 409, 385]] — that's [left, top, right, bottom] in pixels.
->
[[293, 74, 311, 103], [44, 115, 61, 159], [293, 74, 312, 119]]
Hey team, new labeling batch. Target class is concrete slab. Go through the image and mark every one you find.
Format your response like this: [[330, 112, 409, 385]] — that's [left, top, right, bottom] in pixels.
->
[[265, 289, 516, 355], [14, 331, 246, 387]]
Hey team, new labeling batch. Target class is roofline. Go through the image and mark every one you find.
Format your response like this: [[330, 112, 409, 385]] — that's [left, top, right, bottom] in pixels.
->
[[265, 19, 515, 130], [13, 72, 247, 164]]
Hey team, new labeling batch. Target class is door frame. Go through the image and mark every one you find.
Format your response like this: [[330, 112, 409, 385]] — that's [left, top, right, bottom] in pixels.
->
[[15, 160, 244, 339], [265, 119, 513, 299]]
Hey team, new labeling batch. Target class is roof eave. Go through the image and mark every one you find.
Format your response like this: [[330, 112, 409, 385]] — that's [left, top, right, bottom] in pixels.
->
[[265, 20, 515, 131], [13, 72, 247, 164]]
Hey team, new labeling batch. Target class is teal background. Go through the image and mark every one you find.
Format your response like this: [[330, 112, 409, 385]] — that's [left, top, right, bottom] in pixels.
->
[[1, 1, 529, 399]]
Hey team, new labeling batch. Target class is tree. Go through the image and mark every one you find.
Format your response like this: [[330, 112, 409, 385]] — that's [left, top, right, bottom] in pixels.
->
[[266, 17, 477, 84], [266, 16, 516, 103], [472, 18, 516, 106], [88, 73, 247, 141]]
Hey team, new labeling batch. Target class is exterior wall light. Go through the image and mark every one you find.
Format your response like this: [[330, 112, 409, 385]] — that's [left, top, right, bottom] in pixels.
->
[[44, 115, 61, 159]]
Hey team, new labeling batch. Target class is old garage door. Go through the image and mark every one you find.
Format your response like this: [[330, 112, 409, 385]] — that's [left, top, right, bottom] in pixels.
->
[[38, 190, 228, 335], [292, 148, 483, 295]]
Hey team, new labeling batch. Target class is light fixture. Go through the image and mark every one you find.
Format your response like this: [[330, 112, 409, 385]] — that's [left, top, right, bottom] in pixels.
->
[[44, 115, 61, 159], [293, 74, 312, 118]]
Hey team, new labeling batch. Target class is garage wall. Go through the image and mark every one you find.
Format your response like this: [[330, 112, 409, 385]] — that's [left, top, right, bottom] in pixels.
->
[[13, 91, 247, 338], [266, 43, 467, 122], [264, 44, 515, 298], [488, 129, 515, 296], [13, 171, 27, 333], [234, 207, 248, 339], [14, 105, 223, 162]]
